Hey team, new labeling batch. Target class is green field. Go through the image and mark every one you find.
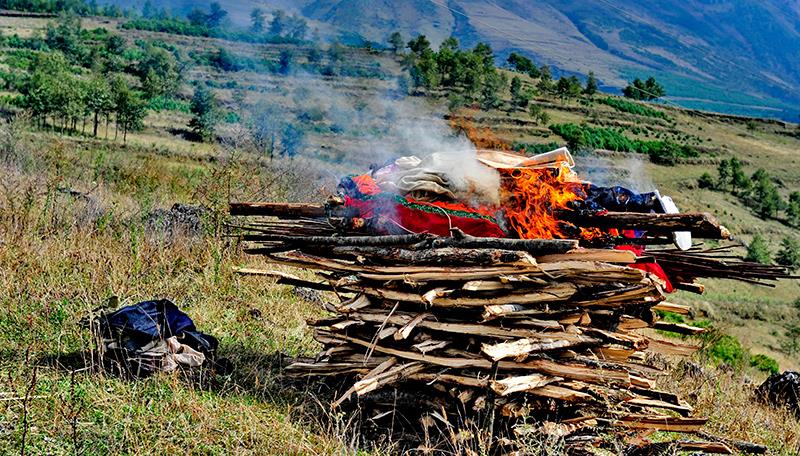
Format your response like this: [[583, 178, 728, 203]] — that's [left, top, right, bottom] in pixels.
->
[[0, 11, 799, 455]]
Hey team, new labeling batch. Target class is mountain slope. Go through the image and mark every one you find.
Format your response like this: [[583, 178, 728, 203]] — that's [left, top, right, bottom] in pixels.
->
[[299, 0, 800, 120], [103, 0, 800, 120]]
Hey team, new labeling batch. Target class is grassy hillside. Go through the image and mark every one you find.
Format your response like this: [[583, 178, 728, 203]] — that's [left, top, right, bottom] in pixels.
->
[[0, 11, 799, 455]]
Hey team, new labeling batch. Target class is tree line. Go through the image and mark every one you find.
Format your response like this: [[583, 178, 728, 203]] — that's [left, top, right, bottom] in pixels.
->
[[0, 0, 132, 17], [699, 157, 800, 227], [123, 5, 310, 45], [14, 14, 184, 141]]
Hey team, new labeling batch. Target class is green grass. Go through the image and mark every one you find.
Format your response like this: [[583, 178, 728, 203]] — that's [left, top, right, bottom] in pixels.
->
[[599, 96, 670, 120]]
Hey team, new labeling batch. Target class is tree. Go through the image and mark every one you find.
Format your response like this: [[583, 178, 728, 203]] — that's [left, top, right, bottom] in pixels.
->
[[388, 32, 404, 54], [250, 8, 265, 33], [623, 77, 665, 101], [584, 71, 598, 96], [105, 34, 126, 55], [435, 37, 461, 87], [717, 159, 731, 190], [529, 104, 549, 125], [407, 35, 431, 55], [480, 70, 505, 110], [211, 47, 241, 71], [84, 74, 114, 137], [750, 169, 783, 218], [187, 8, 208, 27], [507, 52, 538, 77], [537, 65, 553, 94], [510, 76, 522, 103], [206, 2, 228, 28], [249, 100, 283, 157], [472, 42, 495, 71], [730, 157, 750, 194], [510, 76, 532, 108], [111, 76, 146, 142], [142, 0, 156, 18], [745, 235, 771, 264], [787, 191, 800, 226], [776, 237, 800, 271], [137, 45, 180, 99], [285, 14, 307, 40], [408, 47, 439, 89], [555, 76, 582, 100], [278, 50, 293, 75], [281, 123, 304, 157], [269, 10, 287, 36], [45, 14, 84, 61], [188, 85, 218, 142]]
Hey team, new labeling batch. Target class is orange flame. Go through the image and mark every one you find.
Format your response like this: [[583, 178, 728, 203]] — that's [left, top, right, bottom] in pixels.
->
[[501, 164, 605, 241]]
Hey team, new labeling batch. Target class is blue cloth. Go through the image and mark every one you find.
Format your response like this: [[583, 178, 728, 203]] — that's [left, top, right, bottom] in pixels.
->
[[100, 299, 217, 355], [104, 299, 196, 340]]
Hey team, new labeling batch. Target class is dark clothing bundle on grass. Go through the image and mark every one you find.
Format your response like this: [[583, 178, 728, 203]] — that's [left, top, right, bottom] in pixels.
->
[[94, 299, 229, 377]]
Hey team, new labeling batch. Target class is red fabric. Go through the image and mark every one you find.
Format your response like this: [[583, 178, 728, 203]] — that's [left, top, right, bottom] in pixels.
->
[[345, 195, 506, 238], [615, 243, 674, 293]]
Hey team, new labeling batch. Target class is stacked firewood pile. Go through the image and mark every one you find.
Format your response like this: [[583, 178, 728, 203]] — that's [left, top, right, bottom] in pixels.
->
[[231, 202, 789, 454]]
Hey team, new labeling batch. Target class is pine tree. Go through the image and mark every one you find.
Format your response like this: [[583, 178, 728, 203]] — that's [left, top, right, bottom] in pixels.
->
[[250, 8, 265, 33], [584, 71, 598, 96], [388, 32, 404, 54], [745, 235, 771, 264], [750, 169, 783, 218], [206, 2, 228, 28], [776, 237, 800, 271], [537, 65, 553, 94], [188, 85, 218, 142], [269, 10, 287, 36]]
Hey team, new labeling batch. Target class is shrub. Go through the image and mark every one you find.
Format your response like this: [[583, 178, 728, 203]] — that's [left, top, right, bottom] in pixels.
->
[[655, 310, 685, 324], [749, 354, 779, 374], [707, 334, 747, 367], [513, 141, 561, 155], [600, 97, 669, 119], [698, 172, 715, 189], [548, 123, 699, 163]]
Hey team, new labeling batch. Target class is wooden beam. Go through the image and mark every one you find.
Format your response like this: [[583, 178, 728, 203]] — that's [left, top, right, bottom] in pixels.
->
[[230, 202, 327, 217], [558, 210, 731, 239]]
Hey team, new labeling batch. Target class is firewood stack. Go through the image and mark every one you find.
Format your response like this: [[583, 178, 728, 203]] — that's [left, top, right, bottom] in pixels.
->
[[231, 202, 788, 454]]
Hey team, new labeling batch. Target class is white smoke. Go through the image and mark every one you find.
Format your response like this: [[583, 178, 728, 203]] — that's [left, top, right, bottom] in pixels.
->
[[272, 71, 501, 205]]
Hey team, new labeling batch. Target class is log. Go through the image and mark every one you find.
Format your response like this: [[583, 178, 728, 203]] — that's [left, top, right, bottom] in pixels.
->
[[230, 202, 328, 217], [331, 246, 535, 266], [319, 331, 632, 387], [536, 248, 638, 264], [558, 210, 731, 239], [651, 302, 692, 315], [481, 337, 600, 361], [653, 322, 708, 336], [697, 432, 767, 454], [245, 233, 579, 255], [490, 374, 561, 396], [613, 414, 707, 432]]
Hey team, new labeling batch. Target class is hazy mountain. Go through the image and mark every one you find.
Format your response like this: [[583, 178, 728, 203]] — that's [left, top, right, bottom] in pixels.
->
[[110, 0, 800, 120]]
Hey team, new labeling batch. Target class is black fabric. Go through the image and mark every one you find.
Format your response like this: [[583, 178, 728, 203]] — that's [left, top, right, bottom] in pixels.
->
[[577, 185, 662, 213]]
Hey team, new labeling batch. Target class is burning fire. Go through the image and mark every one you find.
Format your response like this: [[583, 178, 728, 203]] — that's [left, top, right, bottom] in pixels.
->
[[501, 163, 603, 240]]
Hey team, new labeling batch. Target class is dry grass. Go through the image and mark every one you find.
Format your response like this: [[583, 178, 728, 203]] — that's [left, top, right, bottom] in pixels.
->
[[663, 362, 800, 454], [1, 120, 799, 455], [0, 123, 373, 454]]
